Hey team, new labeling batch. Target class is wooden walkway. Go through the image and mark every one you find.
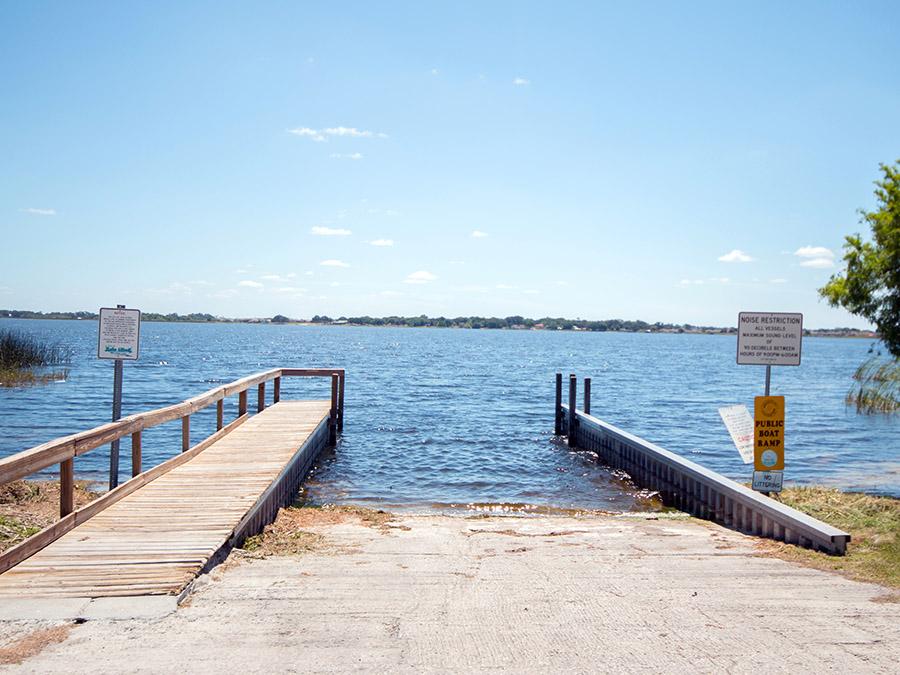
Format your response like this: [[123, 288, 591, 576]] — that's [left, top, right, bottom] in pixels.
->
[[0, 400, 331, 599]]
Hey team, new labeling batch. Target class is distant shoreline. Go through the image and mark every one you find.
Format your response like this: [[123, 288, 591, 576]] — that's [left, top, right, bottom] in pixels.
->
[[0, 310, 878, 339]]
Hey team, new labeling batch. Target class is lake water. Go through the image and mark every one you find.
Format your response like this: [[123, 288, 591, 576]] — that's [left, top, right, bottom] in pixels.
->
[[1, 319, 897, 512]]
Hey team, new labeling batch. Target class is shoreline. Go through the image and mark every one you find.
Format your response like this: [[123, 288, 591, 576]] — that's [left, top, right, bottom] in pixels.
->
[[0, 313, 877, 338], [3, 480, 897, 589]]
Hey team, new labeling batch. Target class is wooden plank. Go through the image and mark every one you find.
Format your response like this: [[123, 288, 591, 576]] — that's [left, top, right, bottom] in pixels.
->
[[0, 401, 331, 598], [131, 431, 142, 477], [59, 458, 74, 517], [0, 437, 75, 485]]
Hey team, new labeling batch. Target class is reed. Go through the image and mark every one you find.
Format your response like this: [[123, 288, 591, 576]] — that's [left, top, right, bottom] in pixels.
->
[[847, 357, 899, 414], [0, 330, 71, 387]]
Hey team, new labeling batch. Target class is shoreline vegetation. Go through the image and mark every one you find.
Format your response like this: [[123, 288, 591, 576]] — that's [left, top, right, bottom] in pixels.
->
[[847, 357, 900, 413], [1, 480, 897, 590], [0, 309, 877, 338], [0, 330, 71, 387]]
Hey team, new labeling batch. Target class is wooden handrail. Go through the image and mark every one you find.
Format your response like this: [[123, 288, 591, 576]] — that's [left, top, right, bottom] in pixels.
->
[[0, 367, 344, 489]]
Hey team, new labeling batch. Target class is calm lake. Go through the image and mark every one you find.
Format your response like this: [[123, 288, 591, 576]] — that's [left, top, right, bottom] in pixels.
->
[[1, 319, 897, 510]]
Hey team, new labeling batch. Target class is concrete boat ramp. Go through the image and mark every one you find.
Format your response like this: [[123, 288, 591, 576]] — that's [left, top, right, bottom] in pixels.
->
[[1, 512, 898, 673]]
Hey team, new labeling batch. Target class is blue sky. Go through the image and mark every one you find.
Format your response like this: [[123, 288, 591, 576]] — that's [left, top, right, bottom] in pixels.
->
[[2, 1, 898, 327]]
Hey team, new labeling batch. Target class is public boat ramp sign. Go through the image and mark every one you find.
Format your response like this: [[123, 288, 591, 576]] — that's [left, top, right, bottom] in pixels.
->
[[752, 395, 785, 492]]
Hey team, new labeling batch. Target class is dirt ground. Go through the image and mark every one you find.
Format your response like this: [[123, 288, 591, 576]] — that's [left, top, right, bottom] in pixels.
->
[[1, 511, 898, 674]]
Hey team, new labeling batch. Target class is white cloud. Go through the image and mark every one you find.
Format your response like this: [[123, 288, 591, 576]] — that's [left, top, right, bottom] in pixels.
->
[[238, 280, 264, 288], [513, 77, 530, 86], [718, 249, 754, 263], [679, 279, 705, 286], [471, 230, 489, 238], [287, 127, 326, 142], [800, 258, 835, 269], [794, 245, 834, 259], [370, 239, 394, 247], [431, 68, 439, 76], [404, 270, 437, 284], [260, 274, 284, 281], [311, 226, 352, 236], [330, 152, 363, 160], [274, 286, 306, 294], [209, 289, 238, 299], [523, 289, 539, 295], [770, 278, 788, 284], [304, 271, 314, 276], [21, 207, 56, 216], [380, 290, 402, 297], [496, 284, 516, 290], [320, 259, 350, 268], [289, 126, 387, 142]]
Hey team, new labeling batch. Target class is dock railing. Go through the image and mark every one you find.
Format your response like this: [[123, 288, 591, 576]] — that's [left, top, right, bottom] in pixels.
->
[[0, 367, 344, 573], [556, 373, 850, 555]]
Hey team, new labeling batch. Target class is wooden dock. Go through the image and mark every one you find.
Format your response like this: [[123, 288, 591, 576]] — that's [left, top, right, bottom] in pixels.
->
[[0, 369, 344, 599]]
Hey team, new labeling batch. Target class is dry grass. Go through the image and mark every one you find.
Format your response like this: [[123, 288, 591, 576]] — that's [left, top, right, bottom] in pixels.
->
[[758, 486, 900, 591], [0, 367, 68, 387], [240, 505, 394, 557], [0, 480, 97, 555], [0, 624, 73, 665]]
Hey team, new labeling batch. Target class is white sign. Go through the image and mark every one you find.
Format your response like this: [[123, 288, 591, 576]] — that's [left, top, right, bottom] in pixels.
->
[[737, 312, 803, 366], [752, 470, 783, 493], [98, 307, 141, 360], [718, 404, 754, 464]]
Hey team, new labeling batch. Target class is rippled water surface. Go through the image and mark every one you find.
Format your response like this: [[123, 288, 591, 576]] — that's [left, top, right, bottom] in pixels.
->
[[1, 319, 897, 510]]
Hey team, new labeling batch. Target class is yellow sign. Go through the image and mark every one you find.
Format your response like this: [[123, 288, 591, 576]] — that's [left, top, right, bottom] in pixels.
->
[[754, 396, 784, 471]]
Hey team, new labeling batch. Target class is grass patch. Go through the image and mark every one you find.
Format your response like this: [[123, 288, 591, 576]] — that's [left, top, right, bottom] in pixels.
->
[[0, 480, 97, 554], [760, 486, 900, 590], [847, 357, 899, 413], [0, 329, 71, 388], [240, 504, 394, 557]]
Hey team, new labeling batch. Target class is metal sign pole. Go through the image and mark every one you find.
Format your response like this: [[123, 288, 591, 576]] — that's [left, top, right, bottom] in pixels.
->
[[109, 304, 126, 490], [765, 365, 771, 396]]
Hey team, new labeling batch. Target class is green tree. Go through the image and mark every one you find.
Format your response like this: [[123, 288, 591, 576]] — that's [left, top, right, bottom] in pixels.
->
[[819, 161, 900, 358]]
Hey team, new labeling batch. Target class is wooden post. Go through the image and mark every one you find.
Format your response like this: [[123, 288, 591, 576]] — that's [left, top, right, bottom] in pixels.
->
[[216, 399, 224, 431], [182, 415, 190, 452], [257, 382, 266, 413], [337, 372, 345, 432], [60, 458, 74, 518], [131, 430, 142, 477], [329, 373, 339, 445], [273, 376, 281, 404], [568, 374, 577, 448], [584, 377, 591, 416], [554, 373, 562, 435], [238, 390, 247, 417]]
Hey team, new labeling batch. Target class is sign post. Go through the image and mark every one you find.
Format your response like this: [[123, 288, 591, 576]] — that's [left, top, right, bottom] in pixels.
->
[[98, 305, 141, 490], [736, 311, 802, 493]]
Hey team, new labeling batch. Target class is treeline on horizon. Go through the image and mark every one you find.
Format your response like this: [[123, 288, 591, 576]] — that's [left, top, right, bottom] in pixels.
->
[[0, 309, 875, 335]]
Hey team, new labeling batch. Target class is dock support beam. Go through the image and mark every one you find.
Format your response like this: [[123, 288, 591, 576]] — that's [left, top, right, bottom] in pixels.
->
[[554, 373, 562, 435], [182, 416, 190, 453], [338, 372, 345, 432], [257, 382, 266, 413], [60, 458, 74, 518], [131, 431, 142, 477], [568, 374, 577, 447], [584, 377, 591, 416], [329, 372, 339, 446]]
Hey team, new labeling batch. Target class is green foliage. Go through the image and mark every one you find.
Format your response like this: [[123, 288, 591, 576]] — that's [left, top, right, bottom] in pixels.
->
[[0, 330, 70, 368], [847, 356, 900, 413], [820, 161, 900, 358]]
